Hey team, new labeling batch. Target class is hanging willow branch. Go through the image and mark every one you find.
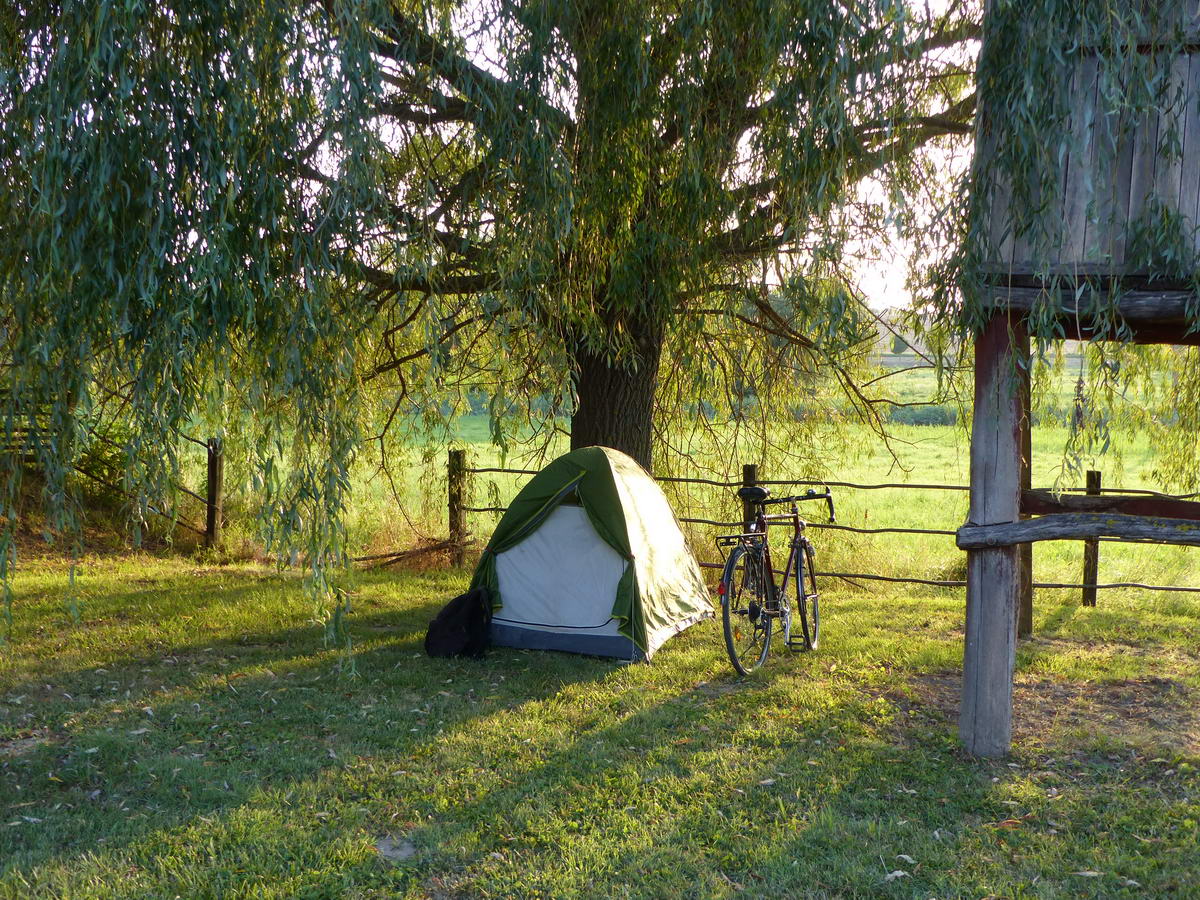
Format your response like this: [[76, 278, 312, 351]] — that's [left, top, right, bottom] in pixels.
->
[[912, 0, 1200, 491]]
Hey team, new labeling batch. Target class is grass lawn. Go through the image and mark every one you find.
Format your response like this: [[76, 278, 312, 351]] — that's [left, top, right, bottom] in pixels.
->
[[2, 557, 1197, 898]]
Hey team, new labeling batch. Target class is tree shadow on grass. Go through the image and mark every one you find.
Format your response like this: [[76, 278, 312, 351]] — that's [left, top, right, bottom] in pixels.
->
[[388, 681, 979, 897], [378, 666, 1197, 898], [0, 585, 623, 880], [1034, 595, 1080, 635], [4, 628, 1196, 896], [1, 569, 459, 704], [354, 668, 998, 897]]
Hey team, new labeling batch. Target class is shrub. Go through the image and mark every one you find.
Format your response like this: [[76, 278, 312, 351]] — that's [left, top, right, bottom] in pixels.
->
[[887, 404, 957, 426]]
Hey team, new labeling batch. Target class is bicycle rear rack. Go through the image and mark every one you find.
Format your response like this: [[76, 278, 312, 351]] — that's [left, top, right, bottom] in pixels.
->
[[714, 533, 765, 549]]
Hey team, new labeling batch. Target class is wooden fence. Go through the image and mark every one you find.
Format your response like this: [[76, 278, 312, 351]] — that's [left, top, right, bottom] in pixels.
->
[[15, 432, 228, 549], [446, 449, 1200, 603], [97, 433, 225, 548]]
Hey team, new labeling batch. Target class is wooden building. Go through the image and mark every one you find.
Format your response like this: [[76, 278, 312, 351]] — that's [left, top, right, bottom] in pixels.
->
[[959, 3, 1200, 756]]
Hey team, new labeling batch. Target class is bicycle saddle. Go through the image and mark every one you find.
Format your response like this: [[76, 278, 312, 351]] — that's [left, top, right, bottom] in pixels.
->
[[736, 486, 770, 502]]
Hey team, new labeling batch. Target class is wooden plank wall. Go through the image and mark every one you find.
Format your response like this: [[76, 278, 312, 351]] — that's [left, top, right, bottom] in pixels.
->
[[981, 36, 1200, 276]]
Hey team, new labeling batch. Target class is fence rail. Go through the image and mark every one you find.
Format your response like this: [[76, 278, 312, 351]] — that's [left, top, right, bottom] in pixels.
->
[[452, 456, 1197, 600], [75, 435, 224, 547], [465, 463, 1200, 502]]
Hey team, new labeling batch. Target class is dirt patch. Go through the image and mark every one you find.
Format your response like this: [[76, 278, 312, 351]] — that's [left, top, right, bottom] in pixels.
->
[[375, 834, 417, 863], [892, 672, 1199, 755], [0, 732, 55, 759]]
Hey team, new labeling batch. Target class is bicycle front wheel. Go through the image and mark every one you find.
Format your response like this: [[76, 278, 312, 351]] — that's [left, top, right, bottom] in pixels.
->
[[720, 544, 772, 674], [794, 540, 820, 651]]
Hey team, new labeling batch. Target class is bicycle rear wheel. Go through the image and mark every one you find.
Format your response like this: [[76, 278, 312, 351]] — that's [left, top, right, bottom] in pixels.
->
[[720, 544, 772, 674], [793, 540, 820, 651]]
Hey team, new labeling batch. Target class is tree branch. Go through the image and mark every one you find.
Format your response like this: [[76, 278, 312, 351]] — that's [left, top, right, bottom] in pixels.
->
[[366, 313, 485, 380], [372, 12, 575, 138], [341, 258, 499, 300], [708, 91, 976, 259], [376, 95, 469, 125]]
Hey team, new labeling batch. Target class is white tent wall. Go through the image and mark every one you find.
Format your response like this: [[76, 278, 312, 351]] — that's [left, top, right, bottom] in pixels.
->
[[492, 504, 637, 657]]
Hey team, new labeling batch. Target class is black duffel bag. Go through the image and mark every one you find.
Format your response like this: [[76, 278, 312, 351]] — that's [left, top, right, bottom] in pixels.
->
[[424, 586, 493, 658]]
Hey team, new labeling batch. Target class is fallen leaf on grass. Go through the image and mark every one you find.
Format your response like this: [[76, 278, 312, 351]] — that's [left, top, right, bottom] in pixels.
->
[[1070, 871, 1103, 878], [883, 870, 909, 882], [986, 812, 1036, 829], [758, 779, 775, 786], [896, 854, 915, 864]]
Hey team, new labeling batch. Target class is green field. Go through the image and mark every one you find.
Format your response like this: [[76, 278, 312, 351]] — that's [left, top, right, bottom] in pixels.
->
[[1, 558, 1197, 897], [154, 361, 1194, 603]]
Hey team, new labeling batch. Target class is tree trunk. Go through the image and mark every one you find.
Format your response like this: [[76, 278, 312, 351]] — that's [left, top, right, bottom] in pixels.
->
[[570, 317, 664, 471]]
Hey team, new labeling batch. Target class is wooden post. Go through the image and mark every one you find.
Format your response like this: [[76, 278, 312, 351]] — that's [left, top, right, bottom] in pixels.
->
[[741, 463, 758, 530], [448, 448, 466, 567], [960, 314, 1027, 758], [205, 437, 224, 550], [1017, 363, 1034, 638], [1082, 469, 1101, 607]]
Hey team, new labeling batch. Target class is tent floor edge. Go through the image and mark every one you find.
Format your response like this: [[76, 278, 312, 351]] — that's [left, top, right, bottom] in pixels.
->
[[490, 623, 643, 660]]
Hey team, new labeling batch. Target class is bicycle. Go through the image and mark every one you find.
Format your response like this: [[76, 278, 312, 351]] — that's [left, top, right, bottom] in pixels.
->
[[715, 486, 835, 675]]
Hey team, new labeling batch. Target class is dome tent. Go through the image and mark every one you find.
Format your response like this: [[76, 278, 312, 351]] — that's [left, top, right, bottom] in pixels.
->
[[470, 446, 712, 660]]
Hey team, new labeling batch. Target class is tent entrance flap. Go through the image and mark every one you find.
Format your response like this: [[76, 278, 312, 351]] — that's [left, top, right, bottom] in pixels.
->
[[494, 504, 627, 635]]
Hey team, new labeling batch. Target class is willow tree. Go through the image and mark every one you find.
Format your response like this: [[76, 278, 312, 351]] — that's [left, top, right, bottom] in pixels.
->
[[348, 2, 978, 469], [0, 2, 390, 626], [0, 1, 977, 610]]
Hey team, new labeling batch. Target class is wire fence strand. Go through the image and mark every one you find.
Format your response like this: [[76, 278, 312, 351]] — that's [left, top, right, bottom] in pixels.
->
[[462, 465, 1197, 595], [471, 465, 1200, 501], [693, 564, 1200, 593]]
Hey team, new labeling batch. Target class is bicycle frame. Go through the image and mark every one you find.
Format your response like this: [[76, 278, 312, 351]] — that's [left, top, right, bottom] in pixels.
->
[[716, 500, 808, 617]]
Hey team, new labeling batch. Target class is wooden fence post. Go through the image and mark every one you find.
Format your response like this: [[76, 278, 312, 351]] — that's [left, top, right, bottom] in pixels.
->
[[448, 448, 466, 567], [205, 437, 224, 550], [960, 315, 1026, 758], [1082, 469, 1101, 607], [741, 463, 758, 530]]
